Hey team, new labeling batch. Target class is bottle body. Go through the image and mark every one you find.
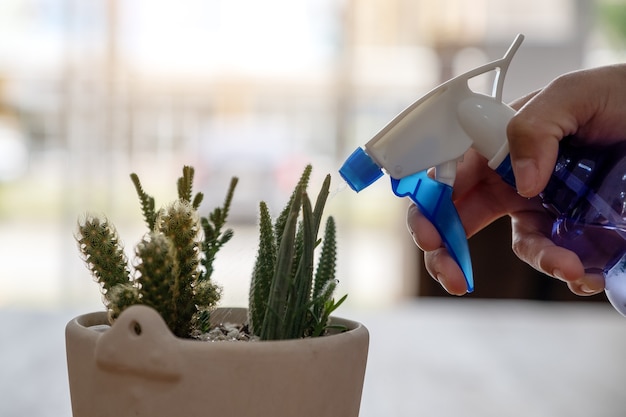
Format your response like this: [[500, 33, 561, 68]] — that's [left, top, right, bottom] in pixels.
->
[[497, 138, 626, 275], [543, 140, 626, 274]]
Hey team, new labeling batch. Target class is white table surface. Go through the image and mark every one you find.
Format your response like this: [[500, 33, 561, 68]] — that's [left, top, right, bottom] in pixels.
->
[[2, 298, 625, 417]]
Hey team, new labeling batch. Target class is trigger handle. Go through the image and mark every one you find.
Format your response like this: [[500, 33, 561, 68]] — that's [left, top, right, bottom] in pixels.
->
[[391, 171, 474, 292]]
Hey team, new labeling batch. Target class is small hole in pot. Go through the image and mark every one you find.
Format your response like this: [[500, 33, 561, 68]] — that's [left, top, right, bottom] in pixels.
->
[[130, 321, 142, 336]]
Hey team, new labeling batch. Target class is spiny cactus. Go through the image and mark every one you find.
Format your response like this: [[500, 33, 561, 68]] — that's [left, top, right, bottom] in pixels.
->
[[76, 166, 237, 338], [248, 165, 346, 340]]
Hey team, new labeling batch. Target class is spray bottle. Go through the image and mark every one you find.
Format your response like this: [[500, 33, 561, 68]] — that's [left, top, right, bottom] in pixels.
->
[[339, 34, 626, 316]]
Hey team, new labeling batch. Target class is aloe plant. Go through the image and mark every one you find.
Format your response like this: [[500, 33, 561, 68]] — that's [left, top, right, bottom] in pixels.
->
[[248, 165, 346, 340]]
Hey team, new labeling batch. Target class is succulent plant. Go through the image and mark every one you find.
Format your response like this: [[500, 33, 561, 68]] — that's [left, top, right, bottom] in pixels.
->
[[249, 164, 346, 340], [76, 164, 344, 341]]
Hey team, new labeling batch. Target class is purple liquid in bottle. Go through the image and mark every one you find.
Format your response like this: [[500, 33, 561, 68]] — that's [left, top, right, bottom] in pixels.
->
[[497, 138, 626, 315], [541, 139, 626, 272], [551, 219, 624, 273]]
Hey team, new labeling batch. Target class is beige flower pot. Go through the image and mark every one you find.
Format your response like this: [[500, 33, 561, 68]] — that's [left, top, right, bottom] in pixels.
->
[[65, 305, 369, 417]]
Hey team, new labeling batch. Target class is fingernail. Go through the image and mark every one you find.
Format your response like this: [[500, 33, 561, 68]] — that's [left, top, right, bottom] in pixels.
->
[[437, 275, 451, 294], [436, 273, 457, 295], [410, 232, 420, 248], [579, 283, 597, 294], [553, 269, 565, 282], [513, 158, 539, 196]]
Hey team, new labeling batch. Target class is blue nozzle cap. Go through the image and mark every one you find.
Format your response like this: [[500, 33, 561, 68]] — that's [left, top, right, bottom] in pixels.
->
[[339, 147, 384, 192]]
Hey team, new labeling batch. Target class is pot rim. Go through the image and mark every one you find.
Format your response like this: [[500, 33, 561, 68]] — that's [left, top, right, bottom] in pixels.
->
[[67, 306, 368, 348]]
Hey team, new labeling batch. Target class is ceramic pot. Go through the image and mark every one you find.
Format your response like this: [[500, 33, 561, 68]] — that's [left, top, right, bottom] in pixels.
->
[[65, 305, 369, 417]]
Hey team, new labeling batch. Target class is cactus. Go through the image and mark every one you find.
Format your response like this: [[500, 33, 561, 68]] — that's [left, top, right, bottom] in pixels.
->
[[77, 164, 345, 341], [76, 166, 236, 338]]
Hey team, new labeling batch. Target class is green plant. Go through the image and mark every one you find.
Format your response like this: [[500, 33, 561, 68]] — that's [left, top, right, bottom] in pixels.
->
[[76, 166, 237, 338], [248, 164, 346, 340], [76, 164, 345, 341]]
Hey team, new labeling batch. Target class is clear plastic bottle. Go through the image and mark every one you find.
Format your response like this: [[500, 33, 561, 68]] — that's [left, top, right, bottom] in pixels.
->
[[496, 138, 626, 314]]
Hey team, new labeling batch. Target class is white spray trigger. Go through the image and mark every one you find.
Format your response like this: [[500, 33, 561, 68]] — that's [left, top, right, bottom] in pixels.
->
[[339, 34, 526, 294], [358, 34, 524, 181]]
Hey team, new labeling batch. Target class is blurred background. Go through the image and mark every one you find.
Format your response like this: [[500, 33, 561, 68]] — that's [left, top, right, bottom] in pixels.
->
[[2, 0, 626, 311], [3, 1, 626, 417]]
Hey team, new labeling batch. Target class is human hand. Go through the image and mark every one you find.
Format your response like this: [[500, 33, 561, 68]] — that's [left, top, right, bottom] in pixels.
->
[[408, 64, 626, 297]]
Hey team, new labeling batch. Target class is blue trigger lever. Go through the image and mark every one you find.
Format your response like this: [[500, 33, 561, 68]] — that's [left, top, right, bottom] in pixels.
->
[[391, 171, 474, 292]]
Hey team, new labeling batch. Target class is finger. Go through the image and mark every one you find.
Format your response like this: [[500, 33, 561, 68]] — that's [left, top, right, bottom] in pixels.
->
[[408, 204, 470, 295], [510, 213, 604, 295], [453, 178, 538, 238], [506, 77, 581, 197], [506, 115, 562, 197], [406, 204, 441, 251], [514, 233, 604, 295], [511, 212, 581, 274], [566, 273, 605, 296], [508, 89, 540, 111], [507, 67, 626, 198], [451, 149, 543, 236], [423, 247, 468, 295]]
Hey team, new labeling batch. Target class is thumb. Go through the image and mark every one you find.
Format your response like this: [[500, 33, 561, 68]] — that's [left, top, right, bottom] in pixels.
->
[[506, 78, 581, 197], [506, 123, 560, 198]]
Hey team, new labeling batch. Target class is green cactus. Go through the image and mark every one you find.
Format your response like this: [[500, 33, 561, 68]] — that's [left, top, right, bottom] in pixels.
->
[[76, 166, 236, 338], [75, 216, 131, 308], [248, 165, 346, 340]]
